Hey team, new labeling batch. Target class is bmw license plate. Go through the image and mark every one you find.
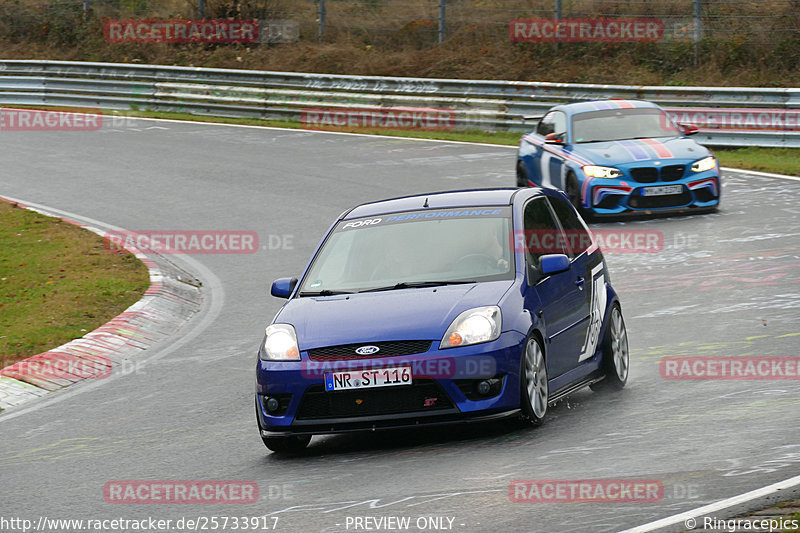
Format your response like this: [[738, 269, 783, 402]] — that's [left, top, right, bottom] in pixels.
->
[[643, 185, 683, 196], [324, 366, 412, 392]]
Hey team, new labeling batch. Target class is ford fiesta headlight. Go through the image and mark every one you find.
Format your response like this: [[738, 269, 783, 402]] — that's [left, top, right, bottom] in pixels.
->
[[261, 324, 300, 361], [440, 306, 502, 349], [691, 156, 717, 172], [583, 165, 622, 179]]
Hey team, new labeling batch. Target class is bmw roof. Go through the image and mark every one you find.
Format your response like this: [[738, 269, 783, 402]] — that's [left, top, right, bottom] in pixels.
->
[[344, 188, 529, 219], [553, 99, 661, 115]]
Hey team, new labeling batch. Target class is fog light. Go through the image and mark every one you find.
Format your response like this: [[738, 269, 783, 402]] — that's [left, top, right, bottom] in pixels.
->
[[477, 381, 491, 395], [265, 397, 280, 413]]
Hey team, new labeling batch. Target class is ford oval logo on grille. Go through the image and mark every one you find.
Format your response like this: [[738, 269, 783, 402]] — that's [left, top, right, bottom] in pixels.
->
[[355, 345, 380, 355]]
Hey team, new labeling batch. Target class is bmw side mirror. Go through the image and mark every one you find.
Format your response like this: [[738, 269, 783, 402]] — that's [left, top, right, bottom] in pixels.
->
[[540, 254, 570, 276], [680, 123, 699, 136], [271, 277, 298, 298], [544, 133, 565, 145]]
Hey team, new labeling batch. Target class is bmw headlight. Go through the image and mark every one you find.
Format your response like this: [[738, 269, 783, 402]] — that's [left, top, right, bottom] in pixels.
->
[[691, 156, 717, 172], [582, 165, 622, 179], [261, 324, 300, 361], [440, 306, 502, 349]]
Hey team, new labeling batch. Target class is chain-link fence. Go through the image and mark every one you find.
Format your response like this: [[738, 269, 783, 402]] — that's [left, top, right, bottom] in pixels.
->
[[0, 0, 798, 47]]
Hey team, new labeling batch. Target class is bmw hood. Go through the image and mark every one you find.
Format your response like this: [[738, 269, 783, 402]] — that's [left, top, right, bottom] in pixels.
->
[[274, 280, 515, 350], [572, 137, 711, 166]]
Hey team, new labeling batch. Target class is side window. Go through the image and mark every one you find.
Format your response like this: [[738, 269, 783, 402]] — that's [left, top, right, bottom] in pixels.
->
[[546, 195, 593, 258], [536, 111, 567, 138], [523, 197, 567, 280]]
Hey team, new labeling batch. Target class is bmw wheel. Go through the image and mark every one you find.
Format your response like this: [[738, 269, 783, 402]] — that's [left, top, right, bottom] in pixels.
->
[[565, 173, 583, 213], [516, 162, 529, 187], [521, 335, 548, 426]]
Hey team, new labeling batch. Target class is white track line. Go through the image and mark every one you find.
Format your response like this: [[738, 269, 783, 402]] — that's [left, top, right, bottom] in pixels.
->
[[721, 166, 800, 182], [619, 474, 800, 533]]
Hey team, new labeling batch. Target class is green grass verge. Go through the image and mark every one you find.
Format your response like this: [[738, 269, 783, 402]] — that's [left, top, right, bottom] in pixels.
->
[[0, 202, 150, 369]]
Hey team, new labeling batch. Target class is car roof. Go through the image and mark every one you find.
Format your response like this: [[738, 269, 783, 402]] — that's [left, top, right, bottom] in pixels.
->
[[553, 99, 661, 115], [343, 188, 531, 219]]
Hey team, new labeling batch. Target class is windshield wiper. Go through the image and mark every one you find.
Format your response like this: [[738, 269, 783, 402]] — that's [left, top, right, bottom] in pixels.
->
[[358, 280, 476, 293], [298, 289, 355, 297]]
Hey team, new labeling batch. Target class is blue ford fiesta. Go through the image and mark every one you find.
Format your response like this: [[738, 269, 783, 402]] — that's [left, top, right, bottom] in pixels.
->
[[516, 99, 721, 217], [256, 188, 629, 452]]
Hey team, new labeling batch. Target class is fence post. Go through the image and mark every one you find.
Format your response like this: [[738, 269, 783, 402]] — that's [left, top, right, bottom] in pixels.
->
[[555, 0, 562, 19], [318, 0, 326, 41], [438, 0, 446, 44], [82, 0, 90, 19], [693, 0, 702, 42], [198, 0, 205, 19]]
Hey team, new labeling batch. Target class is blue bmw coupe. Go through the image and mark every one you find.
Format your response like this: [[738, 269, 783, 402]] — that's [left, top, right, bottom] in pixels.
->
[[516, 99, 721, 217], [256, 188, 629, 452]]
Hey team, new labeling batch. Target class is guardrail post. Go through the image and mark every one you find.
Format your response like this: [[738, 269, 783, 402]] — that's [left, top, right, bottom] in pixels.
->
[[318, 0, 326, 41], [438, 0, 446, 44]]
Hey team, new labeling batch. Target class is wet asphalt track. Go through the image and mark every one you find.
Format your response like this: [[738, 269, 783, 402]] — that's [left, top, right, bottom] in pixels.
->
[[0, 119, 798, 533]]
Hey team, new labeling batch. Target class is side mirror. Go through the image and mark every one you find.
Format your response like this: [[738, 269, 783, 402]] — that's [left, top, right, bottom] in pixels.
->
[[540, 254, 570, 276], [270, 277, 298, 298], [544, 132, 566, 145], [680, 123, 699, 136]]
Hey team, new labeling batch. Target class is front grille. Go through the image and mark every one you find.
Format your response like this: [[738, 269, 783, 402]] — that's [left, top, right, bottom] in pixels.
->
[[628, 190, 693, 209], [630, 167, 658, 183], [295, 380, 454, 420], [661, 165, 686, 181], [307, 340, 433, 361]]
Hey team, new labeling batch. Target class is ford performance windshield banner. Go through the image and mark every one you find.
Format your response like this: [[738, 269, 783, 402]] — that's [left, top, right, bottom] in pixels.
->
[[337, 207, 511, 231]]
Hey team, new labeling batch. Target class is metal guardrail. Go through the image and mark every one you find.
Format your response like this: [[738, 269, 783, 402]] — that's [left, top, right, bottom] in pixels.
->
[[0, 60, 798, 147]]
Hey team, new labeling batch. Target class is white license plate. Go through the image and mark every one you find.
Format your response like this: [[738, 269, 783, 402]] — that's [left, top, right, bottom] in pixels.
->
[[643, 185, 683, 196], [324, 366, 412, 392]]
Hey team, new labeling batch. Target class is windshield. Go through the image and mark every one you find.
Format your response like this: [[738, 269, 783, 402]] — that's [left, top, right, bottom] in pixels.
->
[[572, 107, 680, 143], [298, 207, 514, 295]]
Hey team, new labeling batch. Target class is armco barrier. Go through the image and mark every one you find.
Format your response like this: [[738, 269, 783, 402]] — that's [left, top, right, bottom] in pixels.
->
[[0, 60, 797, 147]]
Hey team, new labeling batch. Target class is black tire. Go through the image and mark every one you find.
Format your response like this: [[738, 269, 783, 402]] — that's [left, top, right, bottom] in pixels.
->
[[516, 162, 529, 187], [591, 304, 629, 392], [520, 335, 548, 426], [565, 173, 584, 213], [261, 435, 312, 453]]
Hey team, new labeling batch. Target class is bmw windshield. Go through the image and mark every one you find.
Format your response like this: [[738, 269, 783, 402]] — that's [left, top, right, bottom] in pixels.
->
[[298, 207, 514, 295], [572, 107, 680, 143]]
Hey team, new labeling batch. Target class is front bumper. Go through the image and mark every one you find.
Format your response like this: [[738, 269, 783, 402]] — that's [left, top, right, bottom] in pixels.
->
[[255, 332, 526, 435], [583, 171, 721, 216]]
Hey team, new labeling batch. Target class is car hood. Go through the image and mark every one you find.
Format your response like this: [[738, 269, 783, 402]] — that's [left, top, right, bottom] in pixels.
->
[[275, 280, 515, 349], [571, 137, 710, 166]]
